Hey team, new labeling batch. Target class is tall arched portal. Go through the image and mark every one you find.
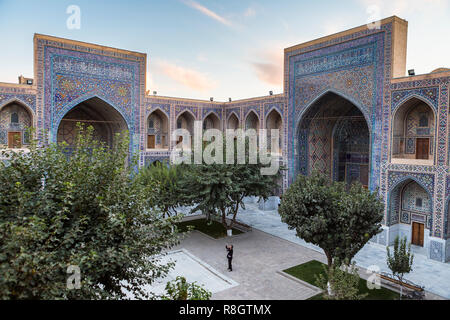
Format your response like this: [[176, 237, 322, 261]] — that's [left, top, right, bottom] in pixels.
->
[[297, 92, 370, 188], [57, 97, 128, 148]]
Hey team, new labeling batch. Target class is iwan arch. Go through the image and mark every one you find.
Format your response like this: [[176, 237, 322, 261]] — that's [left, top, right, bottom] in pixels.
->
[[1, 16, 450, 262]]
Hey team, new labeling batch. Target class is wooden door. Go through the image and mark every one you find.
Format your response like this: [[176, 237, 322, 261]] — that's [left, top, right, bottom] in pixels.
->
[[8, 132, 22, 148], [411, 222, 424, 247], [360, 165, 369, 189], [416, 138, 429, 160], [147, 135, 155, 149]]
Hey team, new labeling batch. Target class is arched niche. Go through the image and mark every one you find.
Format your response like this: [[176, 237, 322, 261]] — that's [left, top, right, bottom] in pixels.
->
[[147, 109, 169, 149], [391, 97, 435, 164], [57, 97, 128, 148], [0, 101, 33, 149]]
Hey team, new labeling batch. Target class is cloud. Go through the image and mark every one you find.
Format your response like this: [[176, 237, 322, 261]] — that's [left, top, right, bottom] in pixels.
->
[[249, 47, 284, 87], [182, 0, 232, 27], [155, 60, 217, 92], [251, 62, 282, 86]]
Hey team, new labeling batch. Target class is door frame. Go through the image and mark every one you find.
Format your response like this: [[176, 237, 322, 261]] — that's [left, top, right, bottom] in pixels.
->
[[8, 131, 22, 149], [415, 137, 429, 160], [147, 134, 156, 149], [411, 221, 425, 247]]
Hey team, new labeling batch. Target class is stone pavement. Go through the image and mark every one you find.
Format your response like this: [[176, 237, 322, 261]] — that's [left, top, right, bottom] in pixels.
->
[[175, 228, 324, 300], [235, 203, 450, 299]]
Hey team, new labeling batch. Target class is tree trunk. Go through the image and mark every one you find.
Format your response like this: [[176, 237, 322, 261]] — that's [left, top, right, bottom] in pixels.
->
[[221, 207, 231, 235], [324, 250, 334, 296], [399, 276, 403, 300], [324, 250, 333, 269]]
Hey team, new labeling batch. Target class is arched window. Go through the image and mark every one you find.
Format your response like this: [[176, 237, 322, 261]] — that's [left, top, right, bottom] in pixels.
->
[[10, 112, 19, 124], [419, 113, 428, 127]]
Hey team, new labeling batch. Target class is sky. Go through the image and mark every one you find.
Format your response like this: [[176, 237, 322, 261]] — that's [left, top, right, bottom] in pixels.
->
[[0, 0, 449, 101]]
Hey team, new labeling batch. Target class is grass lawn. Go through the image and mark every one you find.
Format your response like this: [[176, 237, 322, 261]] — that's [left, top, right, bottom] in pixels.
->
[[283, 260, 399, 300], [177, 218, 243, 239]]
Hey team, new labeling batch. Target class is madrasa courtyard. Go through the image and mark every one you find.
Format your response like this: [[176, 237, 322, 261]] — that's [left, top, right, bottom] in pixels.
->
[[1, 1, 450, 303]]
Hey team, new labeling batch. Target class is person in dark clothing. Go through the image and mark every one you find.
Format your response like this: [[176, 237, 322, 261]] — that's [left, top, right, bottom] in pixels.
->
[[226, 245, 233, 271]]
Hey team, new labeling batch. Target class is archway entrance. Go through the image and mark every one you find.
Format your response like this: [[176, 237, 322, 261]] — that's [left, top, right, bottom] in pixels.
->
[[57, 97, 128, 148], [387, 179, 432, 247], [297, 92, 370, 187], [0, 101, 33, 149]]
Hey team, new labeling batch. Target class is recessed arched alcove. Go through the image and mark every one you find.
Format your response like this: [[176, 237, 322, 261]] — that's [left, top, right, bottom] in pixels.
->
[[203, 112, 221, 130], [391, 97, 435, 164], [296, 91, 370, 188], [245, 110, 259, 131], [227, 113, 239, 130], [147, 109, 169, 149], [0, 100, 33, 149], [266, 109, 283, 153], [57, 97, 128, 148]]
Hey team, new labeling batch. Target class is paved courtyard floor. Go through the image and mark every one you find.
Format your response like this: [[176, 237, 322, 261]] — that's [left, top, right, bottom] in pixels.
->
[[175, 228, 324, 299], [234, 203, 450, 299]]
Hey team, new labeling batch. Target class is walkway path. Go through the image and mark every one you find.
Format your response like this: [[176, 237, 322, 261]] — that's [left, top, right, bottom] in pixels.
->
[[235, 203, 450, 299], [175, 229, 324, 299]]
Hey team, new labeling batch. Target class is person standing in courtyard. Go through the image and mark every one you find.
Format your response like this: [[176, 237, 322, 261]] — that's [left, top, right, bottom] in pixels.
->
[[226, 244, 233, 271]]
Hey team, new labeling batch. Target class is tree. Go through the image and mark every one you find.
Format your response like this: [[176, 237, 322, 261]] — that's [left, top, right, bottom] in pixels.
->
[[315, 260, 367, 300], [135, 160, 187, 218], [0, 125, 181, 299], [386, 236, 414, 300], [162, 276, 211, 300], [179, 138, 280, 234], [278, 171, 384, 269]]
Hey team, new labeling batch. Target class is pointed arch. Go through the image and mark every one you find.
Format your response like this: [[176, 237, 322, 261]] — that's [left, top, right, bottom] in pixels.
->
[[391, 96, 436, 162], [386, 177, 434, 244], [56, 96, 128, 148], [245, 109, 259, 131], [0, 97, 35, 123], [392, 94, 437, 116], [295, 90, 371, 186], [295, 88, 371, 135], [226, 110, 240, 122], [0, 98, 35, 148], [176, 109, 197, 122], [148, 106, 169, 119], [53, 92, 131, 141], [227, 111, 239, 130], [147, 108, 169, 149], [203, 111, 221, 130], [175, 110, 195, 139]]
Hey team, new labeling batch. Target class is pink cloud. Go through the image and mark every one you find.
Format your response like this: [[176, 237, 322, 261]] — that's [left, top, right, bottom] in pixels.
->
[[156, 60, 216, 92], [250, 48, 284, 87]]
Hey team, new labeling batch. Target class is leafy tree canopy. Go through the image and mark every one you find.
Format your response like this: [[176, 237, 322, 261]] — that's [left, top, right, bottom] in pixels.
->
[[0, 125, 181, 299], [179, 137, 281, 231], [279, 171, 384, 268]]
